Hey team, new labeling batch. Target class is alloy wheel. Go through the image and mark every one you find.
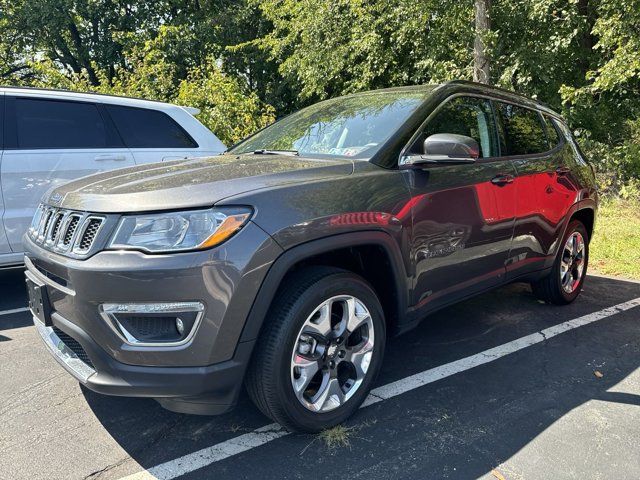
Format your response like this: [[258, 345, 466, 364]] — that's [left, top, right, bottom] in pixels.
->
[[290, 295, 375, 412], [560, 231, 586, 294]]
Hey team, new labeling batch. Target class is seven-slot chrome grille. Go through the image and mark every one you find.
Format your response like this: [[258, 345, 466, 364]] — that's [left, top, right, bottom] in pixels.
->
[[28, 205, 106, 257]]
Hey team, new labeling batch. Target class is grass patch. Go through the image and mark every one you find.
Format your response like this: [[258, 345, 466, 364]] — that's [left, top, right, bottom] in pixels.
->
[[318, 425, 353, 450], [590, 198, 640, 279]]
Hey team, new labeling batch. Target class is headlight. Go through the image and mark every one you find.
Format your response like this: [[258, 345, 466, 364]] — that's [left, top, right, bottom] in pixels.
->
[[108, 207, 251, 253]]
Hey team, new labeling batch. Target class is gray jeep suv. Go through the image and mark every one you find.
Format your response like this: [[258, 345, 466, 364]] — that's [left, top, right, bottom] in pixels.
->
[[24, 81, 597, 432]]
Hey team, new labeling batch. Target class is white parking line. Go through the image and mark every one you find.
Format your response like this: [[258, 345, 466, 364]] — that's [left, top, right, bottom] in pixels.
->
[[118, 296, 639, 479], [0, 307, 29, 317]]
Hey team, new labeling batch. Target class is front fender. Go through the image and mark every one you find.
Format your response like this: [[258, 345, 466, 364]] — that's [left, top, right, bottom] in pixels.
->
[[237, 230, 410, 344]]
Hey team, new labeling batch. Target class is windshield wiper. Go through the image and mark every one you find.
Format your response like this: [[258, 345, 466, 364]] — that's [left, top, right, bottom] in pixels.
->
[[253, 149, 299, 156]]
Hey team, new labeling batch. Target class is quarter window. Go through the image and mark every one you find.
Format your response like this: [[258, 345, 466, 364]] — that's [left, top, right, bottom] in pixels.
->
[[543, 115, 562, 149], [106, 105, 197, 148], [14, 98, 110, 149], [495, 102, 548, 156], [414, 96, 499, 158]]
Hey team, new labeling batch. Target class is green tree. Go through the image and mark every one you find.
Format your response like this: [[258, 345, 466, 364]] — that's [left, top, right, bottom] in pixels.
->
[[177, 59, 276, 145], [0, 0, 176, 85], [492, 0, 597, 106], [1, 0, 639, 196], [560, 0, 640, 196], [257, 0, 472, 105]]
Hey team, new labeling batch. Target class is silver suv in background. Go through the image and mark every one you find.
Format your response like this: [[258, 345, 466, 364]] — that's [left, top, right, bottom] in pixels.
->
[[0, 87, 225, 267]]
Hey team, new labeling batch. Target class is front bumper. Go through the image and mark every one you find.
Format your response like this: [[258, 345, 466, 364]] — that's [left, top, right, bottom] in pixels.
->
[[24, 221, 282, 412], [32, 310, 254, 413]]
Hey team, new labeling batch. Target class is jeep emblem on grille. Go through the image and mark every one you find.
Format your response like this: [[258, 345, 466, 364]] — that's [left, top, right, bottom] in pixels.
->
[[49, 192, 63, 205]]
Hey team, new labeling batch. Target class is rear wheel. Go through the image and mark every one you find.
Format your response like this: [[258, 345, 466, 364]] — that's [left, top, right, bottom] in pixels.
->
[[245, 266, 385, 432], [531, 220, 589, 305]]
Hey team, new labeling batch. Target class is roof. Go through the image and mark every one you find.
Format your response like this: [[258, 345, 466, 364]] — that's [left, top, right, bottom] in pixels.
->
[[439, 80, 561, 117], [0, 85, 198, 114], [341, 80, 562, 119]]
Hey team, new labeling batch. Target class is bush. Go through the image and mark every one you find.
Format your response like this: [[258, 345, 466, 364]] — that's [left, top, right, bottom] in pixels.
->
[[177, 61, 275, 146], [577, 118, 640, 200]]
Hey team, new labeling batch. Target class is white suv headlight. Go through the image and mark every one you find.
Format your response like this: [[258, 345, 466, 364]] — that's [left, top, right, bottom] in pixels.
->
[[108, 207, 251, 253]]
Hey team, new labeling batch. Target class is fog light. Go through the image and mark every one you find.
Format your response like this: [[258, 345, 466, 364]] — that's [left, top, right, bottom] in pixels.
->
[[176, 317, 185, 335], [100, 302, 204, 347]]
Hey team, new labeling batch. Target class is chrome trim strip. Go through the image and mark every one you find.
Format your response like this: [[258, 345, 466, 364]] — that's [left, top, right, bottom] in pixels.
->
[[33, 316, 95, 383], [44, 210, 64, 247], [24, 257, 76, 297], [28, 204, 45, 238], [72, 215, 105, 254], [54, 212, 81, 252], [37, 207, 54, 243], [99, 302, 205, 348]]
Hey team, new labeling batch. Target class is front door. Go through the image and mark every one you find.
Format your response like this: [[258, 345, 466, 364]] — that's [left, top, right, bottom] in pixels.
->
[[1, 95, 135, 252], [402, 96, 517, 312]]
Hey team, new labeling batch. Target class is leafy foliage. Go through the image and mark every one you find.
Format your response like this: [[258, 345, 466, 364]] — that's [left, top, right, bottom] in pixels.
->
[[257, 0, 472, 103], [0, 0, 639, 197], [177, 60, 275, 145]]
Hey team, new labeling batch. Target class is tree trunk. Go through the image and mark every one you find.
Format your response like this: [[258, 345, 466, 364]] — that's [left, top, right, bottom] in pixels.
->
[[67, 20, 100, 86], [577, 0, 595, 78], [473, 0, 491, 85]]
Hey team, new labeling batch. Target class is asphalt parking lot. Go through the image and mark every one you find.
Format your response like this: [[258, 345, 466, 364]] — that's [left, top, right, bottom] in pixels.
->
[[1, 269, 639, 480]]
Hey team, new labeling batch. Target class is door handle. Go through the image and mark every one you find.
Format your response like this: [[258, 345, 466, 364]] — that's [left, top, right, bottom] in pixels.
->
[[491, 173, 515, 186], [94, 154, 127, 161], [556, 166, 571, 176]]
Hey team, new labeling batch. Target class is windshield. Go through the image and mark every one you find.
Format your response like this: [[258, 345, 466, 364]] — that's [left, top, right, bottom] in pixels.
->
[[230, 89, 432, 159]]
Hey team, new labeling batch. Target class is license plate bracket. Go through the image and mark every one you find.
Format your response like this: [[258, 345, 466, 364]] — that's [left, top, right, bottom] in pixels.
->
[[25, 275, 53, 326]]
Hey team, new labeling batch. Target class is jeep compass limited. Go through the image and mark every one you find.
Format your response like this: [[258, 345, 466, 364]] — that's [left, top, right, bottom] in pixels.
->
[[24, 81, 597, 432]]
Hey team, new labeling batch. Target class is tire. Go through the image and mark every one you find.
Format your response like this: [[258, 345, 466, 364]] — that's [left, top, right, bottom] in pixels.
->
[[531, 220, 589, 305], [245, 266, 386, 432]]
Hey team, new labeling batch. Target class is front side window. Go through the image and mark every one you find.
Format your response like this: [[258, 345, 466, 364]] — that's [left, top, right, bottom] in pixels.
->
[[495, 102, 548, 156], [106, 105, 197, 148], [230, 89, 433, 159], [14, 97, 109, 149], [410, 96, 499, 158]]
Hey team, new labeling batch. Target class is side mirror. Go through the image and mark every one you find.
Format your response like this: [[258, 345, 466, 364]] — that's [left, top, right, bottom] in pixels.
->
[[403, 133, 480, 166]]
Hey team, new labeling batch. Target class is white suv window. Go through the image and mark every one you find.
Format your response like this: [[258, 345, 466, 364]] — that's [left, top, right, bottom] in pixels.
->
[[13, 97, 113, 149], [105, 105, 198, 148]]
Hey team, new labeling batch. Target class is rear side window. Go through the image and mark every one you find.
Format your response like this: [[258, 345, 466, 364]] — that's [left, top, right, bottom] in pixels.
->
[[106, 105, 197, 148], [495, 102, 548, 156], [416, 96, 499, 158], [13, 98, 110, 149]]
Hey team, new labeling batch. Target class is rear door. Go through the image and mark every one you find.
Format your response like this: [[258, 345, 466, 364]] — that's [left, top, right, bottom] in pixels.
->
[[0, 92, 12, 256], [104, 104, 202, 164], [403, 95, 518, 311], [493, 101, 577, 279], [1, 95, 135, 252]]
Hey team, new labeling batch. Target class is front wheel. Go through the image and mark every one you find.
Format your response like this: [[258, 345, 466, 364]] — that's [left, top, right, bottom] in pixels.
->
[[245, 267, 385, 432], [531, 219, 589, 305]]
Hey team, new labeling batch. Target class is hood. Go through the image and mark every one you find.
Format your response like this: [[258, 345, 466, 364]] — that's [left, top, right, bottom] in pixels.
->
[[45, 154, 354, 213]]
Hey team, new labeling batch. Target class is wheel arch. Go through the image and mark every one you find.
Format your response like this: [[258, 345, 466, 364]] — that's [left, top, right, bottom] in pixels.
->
[[570, 205, 595, 242], [239, 231, 410, 344]]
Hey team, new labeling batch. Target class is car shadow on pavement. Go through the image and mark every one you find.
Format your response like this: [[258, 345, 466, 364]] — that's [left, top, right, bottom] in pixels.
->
[[80, 275, 640, 479]]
